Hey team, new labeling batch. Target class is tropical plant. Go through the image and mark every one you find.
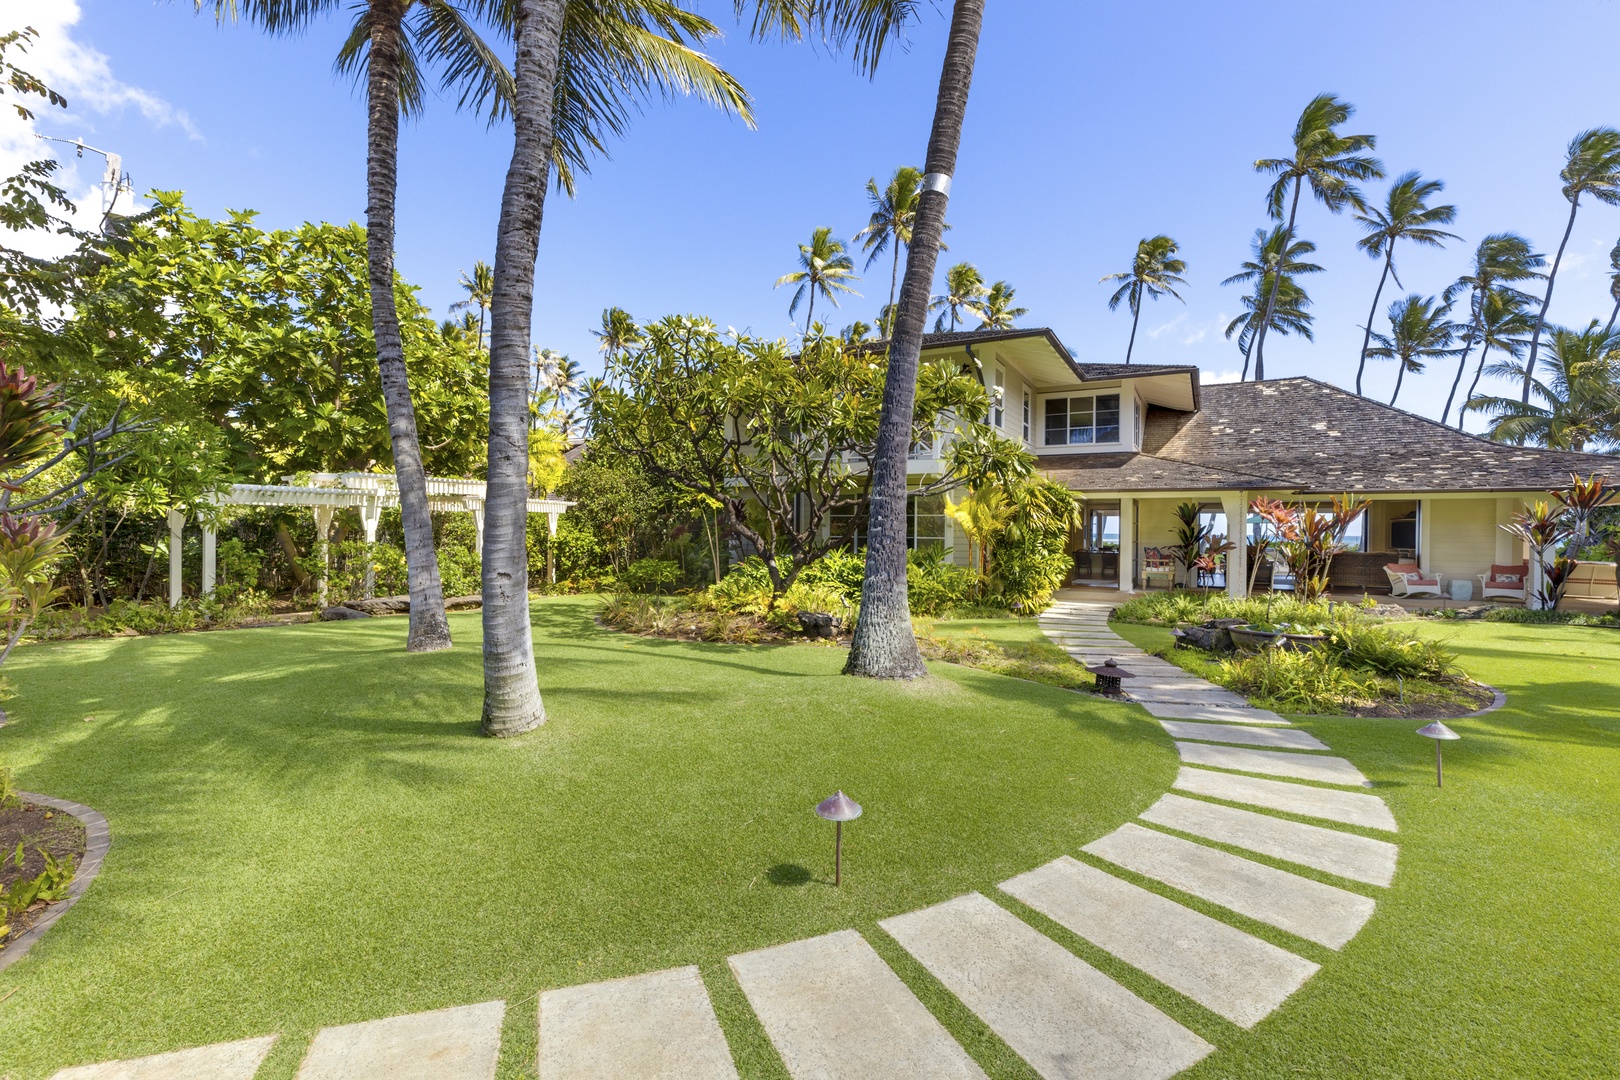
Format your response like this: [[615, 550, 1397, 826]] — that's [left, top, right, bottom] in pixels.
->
[[1469, 323, 1620, 452], [449, 259, 494, 353], [1605, 238, 1620, 337], [594, 305, 642, 359], [1222, 225, 1322, 380], [1250, 94, 1383, 379], [1100, 235, 1187, 365], [1251, 493, 1370, 602], [1521, 127, 1620, 403], [1442, 233, 1546, 427], [1500, 499, 1574, 610], [1365, 294, 1459, 407], [944, 485, 1011, 579], [930, 261, 989, 331], [1351, 172, 1458, 395], [854, 166, 926, 322], [847, 0, 987, 681], [1169, 502, 1213, 587], [775, 226, 860, 334], [977, 280, 1027, 330]]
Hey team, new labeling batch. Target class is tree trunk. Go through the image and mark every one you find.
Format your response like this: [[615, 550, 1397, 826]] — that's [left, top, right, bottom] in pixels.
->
[[845, 0, 984, 680], [366, 8, 452, 652], [888, 236, 902, 321], [1124, 295, 1141, 364], [1523, 195, 1580, 403], [1604, 295, 1618, 337], [480, 0, 566, 737], [1441, 300, 1482, 427], [1389, 359, 1407, 406], [1251, 178, 1303, 381], [1460, 339, 1494, 432], [1355, 250, 1392, 395], [1239, 328, 1254, 382]]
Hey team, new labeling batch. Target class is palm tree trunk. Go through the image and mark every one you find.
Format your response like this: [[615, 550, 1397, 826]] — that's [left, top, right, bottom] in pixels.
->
[[1239, 326, 1255, 382], [1442, 300, 1482, 427], [366, 8, 452, 653], [1389, 360, 1406, 406], [1124, 295, 1141, 364], [1355, 250, 1393, 395], [845, 0, 983, 680], [1251, 178, 1303, 381], [888, 239, 902, 321], [480, 0, 567, 737], [1604, 295, 1618, 337], [805, 289, 815, 336], [1460, 339, 1494, 432], [1523, 195, 1580, 403]]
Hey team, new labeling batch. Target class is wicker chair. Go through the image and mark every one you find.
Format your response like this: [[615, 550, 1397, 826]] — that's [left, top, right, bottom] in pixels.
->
[[1384, 562, 1443, 598], [1478, 563, 1529, 602]]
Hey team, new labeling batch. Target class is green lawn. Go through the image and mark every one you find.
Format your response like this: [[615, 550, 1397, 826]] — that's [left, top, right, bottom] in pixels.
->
[[2, 603, 1616, 1078], [0, 597, 1169, 1079]]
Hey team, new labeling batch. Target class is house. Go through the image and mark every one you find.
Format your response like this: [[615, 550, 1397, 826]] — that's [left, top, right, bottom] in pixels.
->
[[891, 327, 1617, 601]]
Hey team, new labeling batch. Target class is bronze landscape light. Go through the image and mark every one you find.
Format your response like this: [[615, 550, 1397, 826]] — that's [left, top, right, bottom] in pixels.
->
[[1416, 721, 1461, 787], [1084, 658, 1137, 696], [814, 790, 862, 886]]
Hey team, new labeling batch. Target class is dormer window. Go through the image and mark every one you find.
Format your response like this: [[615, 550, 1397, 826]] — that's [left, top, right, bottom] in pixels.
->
[[1045, 393, 1121, 446]]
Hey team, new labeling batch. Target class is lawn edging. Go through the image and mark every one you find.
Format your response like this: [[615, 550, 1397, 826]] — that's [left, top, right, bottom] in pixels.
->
[[0, 792, 111, 973]]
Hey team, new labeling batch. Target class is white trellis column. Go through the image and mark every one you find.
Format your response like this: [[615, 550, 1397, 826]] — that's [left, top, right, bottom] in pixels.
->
[[313, 505, 334, 609], [359, 497, 382, 599], [167, 508, 185, 608], [201, 523, 217, 597], [1223, 491, 1248, 599], [546, 510, 559, 585], [1117, 497, 1136, 593], [471, 502, 486, 555]]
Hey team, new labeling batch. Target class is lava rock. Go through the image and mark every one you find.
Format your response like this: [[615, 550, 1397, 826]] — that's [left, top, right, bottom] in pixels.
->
[[797, 611, 842, 639], [1173, 625, 1234, 652], [320, 605, 371, 621]]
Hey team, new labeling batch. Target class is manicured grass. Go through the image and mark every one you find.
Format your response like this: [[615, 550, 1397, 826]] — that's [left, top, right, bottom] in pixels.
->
[[0, 597, 1170, 1079]]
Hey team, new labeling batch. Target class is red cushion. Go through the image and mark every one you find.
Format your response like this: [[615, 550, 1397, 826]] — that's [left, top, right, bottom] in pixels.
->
[[1490, 564, 1529, 577], [1385, 563, 1421, 574]]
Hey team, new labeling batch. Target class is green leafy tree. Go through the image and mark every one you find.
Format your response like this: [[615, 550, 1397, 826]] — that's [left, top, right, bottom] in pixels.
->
[[1365, 294, 1459, 407], [1469, 322, 1620, 452], [1442, 233, 1546, 427], [1351, 172, 1458, 395], [1521, 128, 1620, 403], [1250, 94, 1383, 378], [930, 261, 988, 331], [1099, 235, 1187, 364], [775, 226, 860, 334]]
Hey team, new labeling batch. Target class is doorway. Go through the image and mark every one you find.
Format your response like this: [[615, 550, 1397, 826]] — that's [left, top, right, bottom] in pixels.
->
[[1072, 502, 1121, 586]]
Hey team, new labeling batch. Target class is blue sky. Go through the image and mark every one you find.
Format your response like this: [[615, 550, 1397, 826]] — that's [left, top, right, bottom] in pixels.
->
[[12, 0, 1620, 428]]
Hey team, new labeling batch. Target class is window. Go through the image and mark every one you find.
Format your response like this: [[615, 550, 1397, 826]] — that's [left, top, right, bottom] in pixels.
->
[[1133, 397, 1142, 449], [1044, 394, 1121, 446], [830, 493, 946, 551], [1022, 389, 1032, 443], [992, 367, 1006, 430]]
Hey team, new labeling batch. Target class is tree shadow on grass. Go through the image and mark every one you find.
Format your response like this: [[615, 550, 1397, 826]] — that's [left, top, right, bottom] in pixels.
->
[[765, 863, 813, 886]]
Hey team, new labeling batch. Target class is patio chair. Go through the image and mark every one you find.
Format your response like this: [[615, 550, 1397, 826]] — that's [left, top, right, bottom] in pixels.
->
[[1141, 547, 1175, 589], [1477, 563, 1528, 602], [1384, 562, 1443, 598]]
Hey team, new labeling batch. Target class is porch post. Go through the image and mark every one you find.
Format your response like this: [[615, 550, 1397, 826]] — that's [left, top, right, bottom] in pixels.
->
[[360, 497, 382, 599], [1117, 496, 1136, 593], [167, 508, 185, 608], [547, 510, 559, 585], [471, 502, 485, 556], [312, 505, 334, 609], [1418, 497, 1435, 576], [201, 524, 217, 598], [1223, 491, 1248, 599]]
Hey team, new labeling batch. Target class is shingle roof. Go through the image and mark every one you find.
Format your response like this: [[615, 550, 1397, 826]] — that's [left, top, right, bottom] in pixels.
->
[[1038, 452, 1279, 492], [1131, 377, 1616, 494]]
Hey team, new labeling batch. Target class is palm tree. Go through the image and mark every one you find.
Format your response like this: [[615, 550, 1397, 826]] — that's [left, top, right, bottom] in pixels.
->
[[854, 166, 924, 319], [201, 0, 512, 653], [1351, 172, 1458, 395], [1250, 94, 1384, 379], [977, 280, 1027, 329], [1441, 234, 1545, 426], [1226, 274, 1314, 381], [1455, 290, 1535, 429], [775, 227, 860, 334], [944, 485, 1012, 579], [1365, 294, 1458, 407], [593, 305, 641, 359], [449, 259, 494, 353], [930, 261, 988, 331], [1471, 322, 1620, 451], [1520, 128, 1620, 402], [1099, 235, 1187, 365], [1222, 225, 1325, 289], [1222, 226, 1322, 380], [846, 0, 986, 681], [1604, 238, 1620, 336]]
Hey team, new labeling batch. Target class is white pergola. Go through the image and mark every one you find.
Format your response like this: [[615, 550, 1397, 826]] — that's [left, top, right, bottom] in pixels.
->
[[167, 472, 572, 607]]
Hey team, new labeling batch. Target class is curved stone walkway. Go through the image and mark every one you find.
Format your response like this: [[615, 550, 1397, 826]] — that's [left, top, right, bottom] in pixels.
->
[[48, 598, 1397, 1079]]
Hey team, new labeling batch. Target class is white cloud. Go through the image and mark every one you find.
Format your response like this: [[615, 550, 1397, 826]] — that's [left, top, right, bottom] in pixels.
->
[[1203, 368, 1243, 384]]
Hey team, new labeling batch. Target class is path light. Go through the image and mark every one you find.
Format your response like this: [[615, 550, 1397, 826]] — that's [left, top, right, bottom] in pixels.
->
[[1416, 722, 1461, 787], [814, 791, 861, 886], [1084, 659, 1137, 697]]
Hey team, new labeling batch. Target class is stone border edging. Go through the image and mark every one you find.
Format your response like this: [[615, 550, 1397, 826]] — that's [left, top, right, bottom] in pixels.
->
[[0, 791, 111, 973], [1465, 686, 1507, 718]]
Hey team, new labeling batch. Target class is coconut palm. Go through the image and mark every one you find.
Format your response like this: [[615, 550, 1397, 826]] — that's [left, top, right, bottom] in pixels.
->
[[593, 305, 642, 360], [1604, 238, 1620, 336], [977, 280, 1027, 329], [854, 166, 931, 319], [1222, 225, 1324, 288], [1441, 233, 1546, 427], [1455, 290, 1535, 430], [200, 0, 514, 653], [1351, 172, 1458, 395], [1099, 235, 1187, 365], [1365, 294, 1459, 407], [1471, 323, 1620, 451], [449, 259, 494, 353], [1520, 128, 1620, 402], [846, 0, 986, 681], [1222, 226, 1322, 381], [775, 227, 860, 334], [1250, 94, 1383, 379], [930, 261, 988, 331], [1226, 274, 1314, 381]]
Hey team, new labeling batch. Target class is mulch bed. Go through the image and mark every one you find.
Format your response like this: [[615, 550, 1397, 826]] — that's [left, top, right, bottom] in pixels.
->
[[1, 801, 87, 944], [1335, 679, 1499, 719]]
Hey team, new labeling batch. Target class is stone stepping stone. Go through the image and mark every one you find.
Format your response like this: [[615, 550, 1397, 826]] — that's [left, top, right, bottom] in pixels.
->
[[50, 1037, 278, 1080], [296, 1001, 505, 1080], [540, 966, 737, 1080], [1131, 688, 1254, 707], [1159, 721, 1328, 751], [1001, 856, 1318, 1029], [1140, 794, 1398, 887], [1175, 742, 1369, 787], [880, 893, 1213, 1080], [728, 929, 986, 1080], [1173, 768, 1396, 832], [1084, 823, 1378, 950], [1138, 702, 1290, 725]]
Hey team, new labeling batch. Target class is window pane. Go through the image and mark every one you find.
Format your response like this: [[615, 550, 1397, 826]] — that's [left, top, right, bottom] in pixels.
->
[[1044, 399, 1068, 445], [909, 493, 946, 549]]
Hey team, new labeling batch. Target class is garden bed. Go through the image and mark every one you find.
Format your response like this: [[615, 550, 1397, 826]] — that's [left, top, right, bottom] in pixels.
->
[[1, 800, 85, 947]]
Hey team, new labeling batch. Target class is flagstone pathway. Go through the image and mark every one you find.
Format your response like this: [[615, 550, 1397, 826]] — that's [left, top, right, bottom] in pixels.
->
[[49, 598, 1398, 1080]]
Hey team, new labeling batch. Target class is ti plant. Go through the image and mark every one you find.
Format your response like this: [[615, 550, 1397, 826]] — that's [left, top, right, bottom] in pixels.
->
[[1251, 493, 1371, 602], [1501, 473, 1614, 611]]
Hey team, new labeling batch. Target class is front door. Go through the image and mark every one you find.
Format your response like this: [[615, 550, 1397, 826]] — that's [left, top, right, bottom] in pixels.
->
[[1072, 504, 1121, 586]]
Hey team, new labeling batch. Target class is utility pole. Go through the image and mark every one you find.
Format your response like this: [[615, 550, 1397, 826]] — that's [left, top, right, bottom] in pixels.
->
[[34, 134, 135, 229]]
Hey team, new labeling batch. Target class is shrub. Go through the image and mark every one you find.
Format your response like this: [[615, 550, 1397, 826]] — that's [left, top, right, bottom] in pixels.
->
[[994, 531, 1072, 611], [905, 547, 981, 616], [1322, 622, 1457, 679], [1111, 591, 1362, 629], [1217, 648, 1381, 712], [620, 558, 681, 594], [799, 548, 865, 601]]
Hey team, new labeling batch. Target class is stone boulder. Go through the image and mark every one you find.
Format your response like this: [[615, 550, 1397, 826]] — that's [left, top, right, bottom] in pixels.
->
[[797, 611, 842, 639], [1172, 624, 1234, 652], [320, 605, 371, 621]]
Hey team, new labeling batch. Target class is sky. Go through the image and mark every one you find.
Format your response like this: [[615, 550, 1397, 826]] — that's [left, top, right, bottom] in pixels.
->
[[8, 0, 1620, 431]]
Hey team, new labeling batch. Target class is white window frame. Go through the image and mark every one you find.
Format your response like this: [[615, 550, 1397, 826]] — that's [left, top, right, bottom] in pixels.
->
[[992, 367, 1006, 430], [1043, 392, 1122, 447], [1022, 388, 1032, 443]]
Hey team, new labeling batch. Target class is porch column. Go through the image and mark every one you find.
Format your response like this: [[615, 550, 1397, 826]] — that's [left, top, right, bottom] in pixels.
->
[[167, 508, 185, 609], [359, 497, 382, 599], [1117, 497, 1136, 593], [1223, 491, 1248, 599], [1495, 497, 1523, 566], [201, 524, 217, 598], [546, 510, 559, 585], [1418, 497, 1435, 576], [471, 503, 486, 555], [313, 505, 334, 609]]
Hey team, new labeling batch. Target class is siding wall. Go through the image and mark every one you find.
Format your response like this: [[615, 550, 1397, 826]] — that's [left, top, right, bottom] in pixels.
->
[[1426, 498, 1499, 585]]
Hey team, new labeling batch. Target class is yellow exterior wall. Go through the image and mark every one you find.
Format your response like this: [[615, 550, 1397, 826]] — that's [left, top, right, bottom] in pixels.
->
[[1426, 498, 1499, 585]]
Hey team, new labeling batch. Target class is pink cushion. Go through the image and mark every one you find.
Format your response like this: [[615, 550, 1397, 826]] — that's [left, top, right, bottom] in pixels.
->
[[1406, 576, 1439, 586], [1386, 563, 1421, 574], [1490, 564, 1529, 578]]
